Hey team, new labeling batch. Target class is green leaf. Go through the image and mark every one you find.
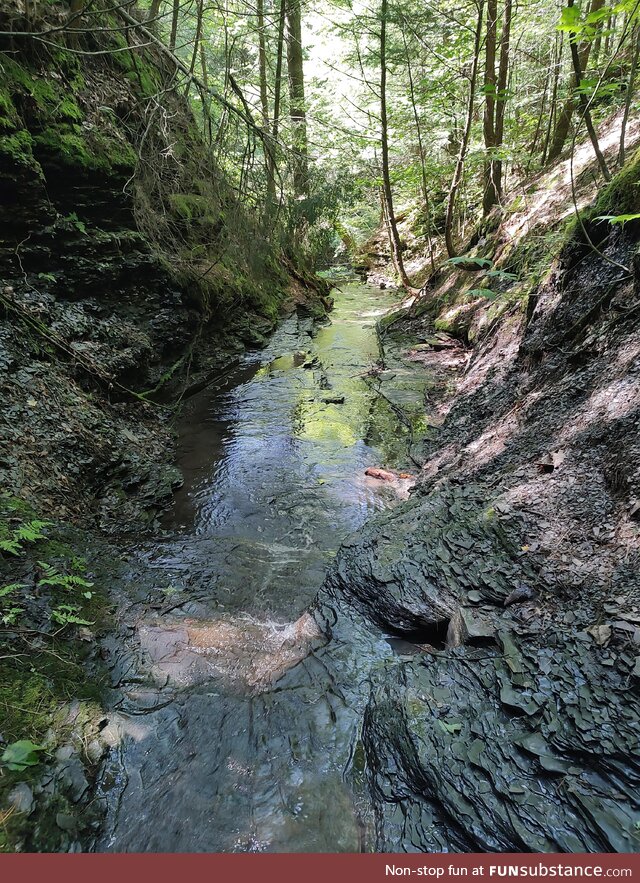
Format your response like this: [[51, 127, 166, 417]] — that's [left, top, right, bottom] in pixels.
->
[[37, 562, 93, 591], [14, 520, 50, 543], [51, 604, 94, 627], [1, 607, 23, 626], [446, 256, 493, 269], [1, 740, 45, 771], [0, 538, 22, 556], [595, 213, 640, 226], [557, 5, 582, 32]]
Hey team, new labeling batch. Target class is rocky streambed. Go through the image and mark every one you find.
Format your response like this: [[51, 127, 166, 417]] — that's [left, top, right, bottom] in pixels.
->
[[92, 275, 639, 853], [93, 282, 433, 851]]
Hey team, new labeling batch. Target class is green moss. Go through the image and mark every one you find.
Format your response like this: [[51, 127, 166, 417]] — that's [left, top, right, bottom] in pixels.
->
[[168, 192, 212, 220], [0, 129, 42, 174], [33, 123, 135, 173], [57, 97, 83, 122], [0, 87, 19, 131], [593, 147, 640, 217]]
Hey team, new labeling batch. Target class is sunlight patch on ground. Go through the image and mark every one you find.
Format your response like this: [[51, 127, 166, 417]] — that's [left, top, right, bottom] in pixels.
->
[[503, 111, 640, 247]]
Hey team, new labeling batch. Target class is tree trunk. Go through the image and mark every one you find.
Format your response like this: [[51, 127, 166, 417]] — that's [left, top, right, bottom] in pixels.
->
[[445, 0, 485, 257], [188, 0, 204, 80], [527, 60, 551, 171], [482, 0, 498, 215], [619, 24, 640, 166], [257, 0, 270, 130], [266, 0, 287, 206], [169, 0, 179, 51], [566, 0, 610, 179], [380, 0, 411, 288], [547, 0, 605, 162], [402, 28, 435, 272], [286, 0, 309, 197], [147, 0, 161, 32], [541, 34, 562, 164], [491, 0, 512, 201]]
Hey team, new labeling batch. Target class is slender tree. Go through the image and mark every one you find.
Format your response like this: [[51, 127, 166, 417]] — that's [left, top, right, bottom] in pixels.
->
[[547, 0, 605, 162], [445, 0, 485, 256], [380, 0, 411, 287], [619, 23, 640, 165], [566, 0, 610, 179], [286, 0, 309, 197]]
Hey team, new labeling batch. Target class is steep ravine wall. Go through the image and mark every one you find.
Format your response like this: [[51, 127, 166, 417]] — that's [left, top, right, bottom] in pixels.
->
[[0, 12, 322, 527]]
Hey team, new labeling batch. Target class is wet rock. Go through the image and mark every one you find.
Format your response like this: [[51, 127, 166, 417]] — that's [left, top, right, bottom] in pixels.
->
[[55, 812, 76, 832], [363, 637, 640, 852], [316, 485, 529, 634], [86, 739, 106, 765], [55, 754, 89, 803], [8, 783, 35, 815]]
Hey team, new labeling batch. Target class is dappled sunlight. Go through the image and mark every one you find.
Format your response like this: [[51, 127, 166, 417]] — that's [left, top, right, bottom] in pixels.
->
[[503, 111, 640, 247]]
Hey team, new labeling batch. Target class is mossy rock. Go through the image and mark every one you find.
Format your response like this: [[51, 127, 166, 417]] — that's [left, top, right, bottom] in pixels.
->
[[33, 123, 135, 174], [0, 129, 42, 175], [593, 147, 640, 217]]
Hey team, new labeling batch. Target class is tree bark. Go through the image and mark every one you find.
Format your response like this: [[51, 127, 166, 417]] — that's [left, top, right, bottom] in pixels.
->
[[380, 0, 411, 288], [169, 0, 180, 51], [482, 0, 498, 215], [445, 0, 485, 257], [266, 0, 287, 206], [541, 34, 562, 164], [286, 0, 309, 197], [547, 0, 605, 162], [619, 24, 640, 166], [402, 28, 435, 271], [257, 0, 270, 130], [147, 0, 161, 32], [490, 0, 512, 201], [566, 0, 610, 179], [188, 0, 204, 79]]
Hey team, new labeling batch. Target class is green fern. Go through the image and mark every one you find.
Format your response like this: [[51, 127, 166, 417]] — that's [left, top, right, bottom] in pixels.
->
[[0, 538, 22, 556], [0, 519, 50, 556], [37, 562, 94, 595], [14, 520, 51, 543], [51, 604, 94, 627], [0, 583, 25, 598], [1, 607, 23, 626]]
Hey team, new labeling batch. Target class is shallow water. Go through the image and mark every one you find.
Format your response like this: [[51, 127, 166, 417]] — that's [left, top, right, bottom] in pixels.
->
[[98, 283, 431, 852]]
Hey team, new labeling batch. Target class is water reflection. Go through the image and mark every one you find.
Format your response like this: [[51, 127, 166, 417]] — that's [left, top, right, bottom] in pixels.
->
[[101, 284, 433, 852]]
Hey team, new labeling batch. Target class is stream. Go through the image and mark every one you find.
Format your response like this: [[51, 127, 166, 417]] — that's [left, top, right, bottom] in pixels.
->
[[97, 283, 432, 852]]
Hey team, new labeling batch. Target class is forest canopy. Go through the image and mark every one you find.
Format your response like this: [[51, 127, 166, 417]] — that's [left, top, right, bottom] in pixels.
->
[[2, 0, 638, 275]]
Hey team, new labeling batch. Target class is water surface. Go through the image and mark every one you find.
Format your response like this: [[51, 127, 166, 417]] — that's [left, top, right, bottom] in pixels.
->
[[99, 283, 430, 852]]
